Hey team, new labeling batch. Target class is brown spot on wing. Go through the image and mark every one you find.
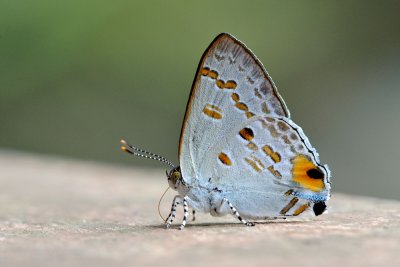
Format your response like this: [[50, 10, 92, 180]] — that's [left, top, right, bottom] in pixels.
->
[[254, 88, 263, 99], [239, 127, 254, 141], [216, 79, 225, 89], [277, 121, 289, 131], [225, 80, 237, 89], [246, 142, 258, 151], [216, 79, 237, 90], [282, 135, 291, 144], [259, 82, 271, 95], [203, 104, 223, 119], [201, 67, 210, 76], [262, 145, 281, 163], [284, 189, 294, 196], [235, 102, 249, 111], [231, 93, 240, 102], [218, 152, 232, 166], [290, 133, 298, 140], [244, 156, 265, 173], [293, 203, 310, 216], [246, 111, 255, 118], [280, 197, 299, 215], [297, 144, 304, 150], [208, 70, 219, 79], [247, 76, 255, 84], [267, 125, 279, 137], [258, 118, 268, 128], [261, 102, 270, 114], [215, 53, 225, 61], [267, 166, 282, 179]]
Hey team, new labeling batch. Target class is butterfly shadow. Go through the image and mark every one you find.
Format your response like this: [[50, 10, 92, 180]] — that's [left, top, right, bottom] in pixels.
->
[[145, 219, 307, 230]]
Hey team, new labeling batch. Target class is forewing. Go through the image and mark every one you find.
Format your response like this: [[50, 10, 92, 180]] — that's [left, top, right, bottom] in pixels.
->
[[179, 33, 290, 184]]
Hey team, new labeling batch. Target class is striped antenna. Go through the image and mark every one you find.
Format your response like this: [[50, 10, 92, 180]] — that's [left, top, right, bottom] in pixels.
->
[[120, 139, 176, 168]]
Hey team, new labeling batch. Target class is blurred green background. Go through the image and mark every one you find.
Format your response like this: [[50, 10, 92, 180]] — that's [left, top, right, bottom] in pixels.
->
[[1, 1, 399, 200]]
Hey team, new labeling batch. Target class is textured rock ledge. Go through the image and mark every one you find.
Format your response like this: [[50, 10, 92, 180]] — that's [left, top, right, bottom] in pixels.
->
[[0, 151, 399, 267]]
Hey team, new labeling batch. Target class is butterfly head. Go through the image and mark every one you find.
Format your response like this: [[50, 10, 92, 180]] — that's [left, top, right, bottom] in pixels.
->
[[167, 166, 183, 189]]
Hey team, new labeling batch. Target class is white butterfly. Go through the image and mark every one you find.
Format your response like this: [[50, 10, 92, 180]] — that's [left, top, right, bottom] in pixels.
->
[[122, 33, 331, 230]]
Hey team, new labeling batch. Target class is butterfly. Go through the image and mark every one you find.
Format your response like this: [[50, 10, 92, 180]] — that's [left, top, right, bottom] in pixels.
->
[[121, 33, 331, 230]]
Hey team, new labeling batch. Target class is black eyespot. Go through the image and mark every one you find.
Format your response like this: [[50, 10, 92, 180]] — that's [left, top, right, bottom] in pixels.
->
[[313, 202, 327, 216], [307, 168, 324, 179]]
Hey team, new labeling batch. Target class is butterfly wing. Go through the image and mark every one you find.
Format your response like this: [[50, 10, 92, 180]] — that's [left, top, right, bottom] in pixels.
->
[[207, 116, 331, 218], [179, 33, 290, 184]]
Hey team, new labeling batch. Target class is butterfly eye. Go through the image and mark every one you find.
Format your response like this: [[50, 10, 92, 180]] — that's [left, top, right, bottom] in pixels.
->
[[306, 168, 324, 179]]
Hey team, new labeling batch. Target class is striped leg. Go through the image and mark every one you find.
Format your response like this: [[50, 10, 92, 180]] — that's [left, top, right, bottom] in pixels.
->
[[165, 195, 181, 228], [179, 196, 189, 230], [224, 198, 254, 226]]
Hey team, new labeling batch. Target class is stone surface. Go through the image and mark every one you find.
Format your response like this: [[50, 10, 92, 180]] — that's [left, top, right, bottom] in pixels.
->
[[0, 151, 399, 267]]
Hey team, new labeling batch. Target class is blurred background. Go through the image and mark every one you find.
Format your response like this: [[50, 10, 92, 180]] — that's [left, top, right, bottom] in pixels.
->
[[1, 0, 399, 200]]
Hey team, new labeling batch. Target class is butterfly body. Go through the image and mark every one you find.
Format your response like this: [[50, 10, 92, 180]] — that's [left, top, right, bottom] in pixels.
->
[[122, 33, 331, 229]]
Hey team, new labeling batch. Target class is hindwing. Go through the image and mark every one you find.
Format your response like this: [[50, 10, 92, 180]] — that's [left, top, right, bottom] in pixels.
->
[[206, 116, 331, 217]]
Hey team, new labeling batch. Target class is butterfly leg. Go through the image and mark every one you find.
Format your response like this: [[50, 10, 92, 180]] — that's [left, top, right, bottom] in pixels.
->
[[165, 195, 182, 228], [192, 210, 196, 221], [178, 196, 189, 230], [223, 198, 255, 226]]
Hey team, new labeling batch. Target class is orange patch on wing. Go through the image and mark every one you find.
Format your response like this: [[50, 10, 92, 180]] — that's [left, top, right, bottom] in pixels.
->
[[203, 104, 223, 119], [218, 152, 232, 166], [262, 145, 281, 163], [292, 155, 325, 192]]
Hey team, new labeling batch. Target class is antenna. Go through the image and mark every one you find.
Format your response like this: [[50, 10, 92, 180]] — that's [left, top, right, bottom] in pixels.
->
[[120, 139, 176, 168]]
